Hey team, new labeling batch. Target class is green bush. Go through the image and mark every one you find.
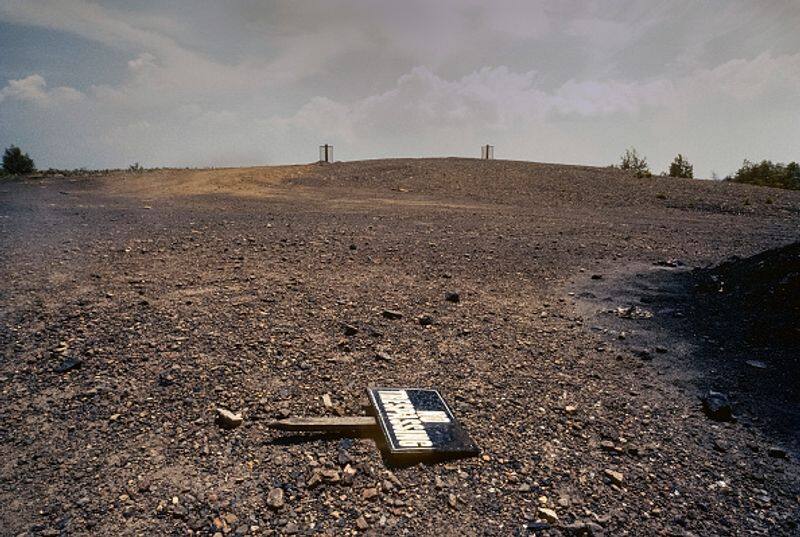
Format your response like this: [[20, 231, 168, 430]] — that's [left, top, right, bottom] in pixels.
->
[[619, 147, 651, 178], [2, 145, 36, 175], [668, 154, 693, 178], [728, 159, 800, 190]]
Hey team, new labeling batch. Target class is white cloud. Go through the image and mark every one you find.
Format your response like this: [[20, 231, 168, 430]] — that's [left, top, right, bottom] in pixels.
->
[[0, 74, 84, 106], [1, 1, 799, 175]]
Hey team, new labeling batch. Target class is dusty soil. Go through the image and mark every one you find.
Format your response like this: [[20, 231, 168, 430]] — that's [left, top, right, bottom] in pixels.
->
[[1, 158, 799, 536]]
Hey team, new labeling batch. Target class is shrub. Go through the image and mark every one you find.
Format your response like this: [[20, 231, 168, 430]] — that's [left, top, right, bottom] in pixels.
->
[[619, 147, 651, 178], [2, 145, 36, 175], [728, 159, 800, 191], [668, 154, 693, 178]]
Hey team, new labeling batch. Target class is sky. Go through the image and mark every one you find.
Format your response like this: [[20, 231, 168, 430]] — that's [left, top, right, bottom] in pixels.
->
[[0, 1, 799, 177]]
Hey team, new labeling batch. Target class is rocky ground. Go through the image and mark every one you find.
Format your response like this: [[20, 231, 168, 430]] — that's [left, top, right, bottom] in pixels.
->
[[1, 158, 799, 536]]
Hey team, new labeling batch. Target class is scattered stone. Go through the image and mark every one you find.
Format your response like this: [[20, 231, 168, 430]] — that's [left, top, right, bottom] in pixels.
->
[[267, 487, 284, 510], [565, 405, 578, 414], [320, 468, 340, 483], [306, 471, 322, 488], [342, 464, 357, 481], [375, 351, 392, 362], [338, 438, 354, 465], [445, 291, 460, 303], [616, 306, 653, 319], [355, 516, 369, 530], [590, 274, 603, 280], [342, 323, 359, 336], [767, 446, 788, 459], [448, 494, 458, 508], [157, 371, 175, 387], [418, 314, 435, 326], [701, 391, 734, 422], [599, 440, 616, 451], [712, 439, 729, 453], [655, 258, 684, 268], [362, 488, 379, 500], [215, 408, 243, 430], [563, 521, 604, 536], [381, 310, 403, 320], [537, 507, 559, 524], [322, 393, 333, 408], [604, 469, 624, 486], [54, 357, 82, 373], [745, 360, 767, 369]]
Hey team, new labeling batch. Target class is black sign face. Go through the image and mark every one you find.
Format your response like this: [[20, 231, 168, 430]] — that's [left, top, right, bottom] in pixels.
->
[[367, 387, 479, 456]]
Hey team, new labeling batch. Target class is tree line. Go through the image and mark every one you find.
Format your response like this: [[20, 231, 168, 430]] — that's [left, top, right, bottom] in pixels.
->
[[2, 143, 798, 191], [617, 147, 799, 191]]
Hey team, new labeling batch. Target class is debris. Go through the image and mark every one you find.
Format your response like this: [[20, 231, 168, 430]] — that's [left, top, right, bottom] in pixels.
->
[[342, 323, 359, 336], [215, 408, 243, 430], [701, 391, 734, 422], [767, 446, 788, 459], [655, 259, 684, 267], [418, 314, 435, 326], [375, 351, 392, 362], [54, 357, 82, 373], [615, 305, 653, 319], [604, 469, 624, 486], [267, 487, 284, 509], [538, 507, 559, 523]]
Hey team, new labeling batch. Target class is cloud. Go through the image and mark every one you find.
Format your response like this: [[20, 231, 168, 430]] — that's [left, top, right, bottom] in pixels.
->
[[1, 1, 799, 175], [0, 74, 84, 106]]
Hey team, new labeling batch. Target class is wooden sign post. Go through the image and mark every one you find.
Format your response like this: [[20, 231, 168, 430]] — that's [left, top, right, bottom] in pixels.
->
[[269, 387, 479, 462]]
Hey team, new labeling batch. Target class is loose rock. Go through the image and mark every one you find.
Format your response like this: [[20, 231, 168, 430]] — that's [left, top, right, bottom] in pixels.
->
[[538, 507, 559, 523], [701, 390, 734, 422], [267, 487, 284, 510], [215, 408, 243, 430]]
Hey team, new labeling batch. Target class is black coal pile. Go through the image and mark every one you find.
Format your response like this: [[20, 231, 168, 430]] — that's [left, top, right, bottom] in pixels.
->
[[695, 241, 800, 345]]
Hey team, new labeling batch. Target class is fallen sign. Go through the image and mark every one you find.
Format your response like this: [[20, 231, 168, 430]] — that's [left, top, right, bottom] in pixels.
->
[[269, 387, 479, 462]]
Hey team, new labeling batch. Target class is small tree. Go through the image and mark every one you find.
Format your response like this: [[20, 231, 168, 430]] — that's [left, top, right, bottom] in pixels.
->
[[729, 159, 800, 190], [668, 154, 693, 178], [619, 147, 651, 178], [2, 145, 36, 175]]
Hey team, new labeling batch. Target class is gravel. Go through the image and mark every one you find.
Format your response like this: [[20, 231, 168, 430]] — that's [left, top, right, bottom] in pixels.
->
[[1, 158, 799, 535]]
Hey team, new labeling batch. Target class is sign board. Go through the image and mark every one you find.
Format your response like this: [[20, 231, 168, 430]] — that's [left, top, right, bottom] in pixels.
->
[[367, 387, 479, 457]]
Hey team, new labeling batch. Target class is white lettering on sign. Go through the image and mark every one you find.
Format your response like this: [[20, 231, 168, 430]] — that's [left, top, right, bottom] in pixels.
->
[[377, 390, 449, 447]]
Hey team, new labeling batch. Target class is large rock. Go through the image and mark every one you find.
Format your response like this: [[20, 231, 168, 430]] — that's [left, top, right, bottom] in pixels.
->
[[267, 487, 284, 509], [215, 408, 243, 430], [701, 391, 734, 422]]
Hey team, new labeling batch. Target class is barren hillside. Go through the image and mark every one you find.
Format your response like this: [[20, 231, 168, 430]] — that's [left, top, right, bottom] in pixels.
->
[[1, 159, 799, 536]]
